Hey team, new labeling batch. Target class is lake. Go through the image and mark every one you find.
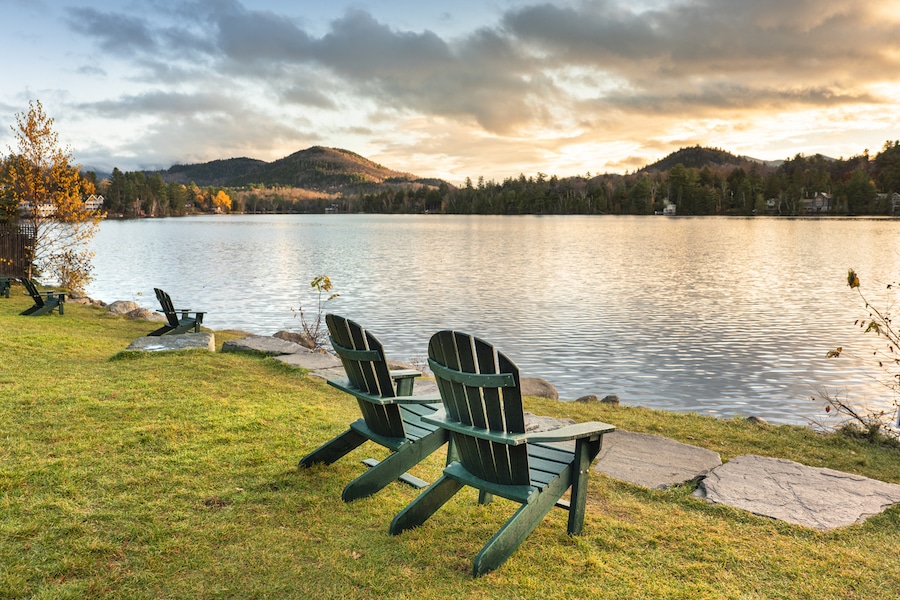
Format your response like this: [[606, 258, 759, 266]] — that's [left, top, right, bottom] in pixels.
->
[[86, 214, 900, 425]]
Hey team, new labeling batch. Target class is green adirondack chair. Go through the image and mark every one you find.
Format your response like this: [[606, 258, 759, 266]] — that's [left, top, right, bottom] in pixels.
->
[[390, 330, 616, 577], [20, 278, 66, 316], [148, 288, 204, 335], [298, 314, 448, 502]]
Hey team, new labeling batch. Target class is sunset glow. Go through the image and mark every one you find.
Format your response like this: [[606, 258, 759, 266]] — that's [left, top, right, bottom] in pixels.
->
[[3, 0, 900, 183]]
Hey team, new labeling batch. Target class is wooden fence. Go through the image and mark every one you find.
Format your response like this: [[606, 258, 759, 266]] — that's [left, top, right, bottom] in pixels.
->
[[0, 222, 34, 278]]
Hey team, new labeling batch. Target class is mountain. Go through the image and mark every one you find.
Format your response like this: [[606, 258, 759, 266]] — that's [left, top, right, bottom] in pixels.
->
[[152, 146, 434, 193], [162, 157, 266, 186], [639, 146, 764, 173]]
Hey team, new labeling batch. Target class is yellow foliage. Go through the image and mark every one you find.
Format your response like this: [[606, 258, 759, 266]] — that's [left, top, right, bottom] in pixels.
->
[[2, 100, 103, 284], [213, 190, 232, 211]]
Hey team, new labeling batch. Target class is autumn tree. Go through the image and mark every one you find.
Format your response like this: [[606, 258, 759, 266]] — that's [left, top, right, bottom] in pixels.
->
[[1, 100, 104, 292], [212, 189, 232, 212]]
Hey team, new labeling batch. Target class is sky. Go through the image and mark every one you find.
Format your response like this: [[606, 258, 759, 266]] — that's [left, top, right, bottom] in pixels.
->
[[3, 0, 900, 184]]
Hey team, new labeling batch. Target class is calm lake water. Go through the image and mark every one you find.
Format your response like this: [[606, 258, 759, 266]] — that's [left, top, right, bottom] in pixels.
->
[[86, 214, 900, 425]]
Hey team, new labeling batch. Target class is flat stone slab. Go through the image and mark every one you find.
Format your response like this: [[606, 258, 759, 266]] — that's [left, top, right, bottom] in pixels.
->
[[274, 351, 343, 370], [594, 430, 722, 489], [694, 455, 900, 530], [126, 333, 215, 352], [221, 335, 307, 355], [524, 412, 574, 432]]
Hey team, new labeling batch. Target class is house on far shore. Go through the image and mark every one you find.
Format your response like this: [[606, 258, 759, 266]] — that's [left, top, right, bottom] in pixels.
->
[[803, 192, 832, 214], [662, 202, 676, 216], [83, 194, 104, 212], [876, 192, 900, 215], [19, 194, 105, 216]]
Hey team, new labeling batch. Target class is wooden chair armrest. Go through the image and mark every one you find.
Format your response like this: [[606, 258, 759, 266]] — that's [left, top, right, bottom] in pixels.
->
[[389, 369, 422, 380], [327, 378, 440, 405], [422, 410, 530, 445], [523, 421, 615, 442], [390, 393, 442, 405], [422, 410, 615, 445]]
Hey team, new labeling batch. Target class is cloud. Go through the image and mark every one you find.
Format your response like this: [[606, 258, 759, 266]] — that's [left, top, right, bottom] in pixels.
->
[[66, 7, 158, 55], [53, 0, 900, 178], [502, 0, 900, 101], [78, 91, 237, 118], [76, 65, 107, 77]]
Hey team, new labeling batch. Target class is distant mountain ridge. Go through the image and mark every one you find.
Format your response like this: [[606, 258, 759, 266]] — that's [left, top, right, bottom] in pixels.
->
[[639, 146, 767, 172], [151, 146, 434, 192]]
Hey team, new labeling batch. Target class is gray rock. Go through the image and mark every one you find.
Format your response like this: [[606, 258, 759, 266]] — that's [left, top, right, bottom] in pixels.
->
[[575, 394, 599, 403], [409, 378, 438, 396], [221, 335, 307, 356], [746, 416, 768, 425], [523, 412, 576, 432], [387, 360, 423, 372], [274, 351, 343, 370], [126, 332, 215, 352], [108, 300, 141, 315], [594, 430, 722, 489], [126, 307, 166, 322], [601, 394, 621, 405], [521, 377, 559, 400], [693, 454, 900, 530], [306, 366, 348, 381], [273, 330, 317, 350]]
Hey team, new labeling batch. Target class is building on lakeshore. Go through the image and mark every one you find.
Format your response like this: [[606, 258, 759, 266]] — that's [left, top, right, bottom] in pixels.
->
[[19, 194, 104, 216], [803, 192, 832, 214]]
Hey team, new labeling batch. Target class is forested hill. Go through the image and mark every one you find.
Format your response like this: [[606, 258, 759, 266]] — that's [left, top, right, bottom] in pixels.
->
[[639, 146, 771, 172], [161, 157, 266, 185], [153, 146, 431, 191]]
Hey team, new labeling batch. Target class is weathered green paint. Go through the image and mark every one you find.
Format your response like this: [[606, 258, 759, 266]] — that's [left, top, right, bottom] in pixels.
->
[[298, 314, 448, 501], [0, 277, 12, 298], [148, 287, 203, 335], [20, 278, 65, 316], [391, 330, 615, 576]]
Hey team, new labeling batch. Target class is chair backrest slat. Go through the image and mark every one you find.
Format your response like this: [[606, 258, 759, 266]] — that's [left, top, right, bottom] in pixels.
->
[[428, 330, 529, 486], [326, 314, 405, 439], [154, 288, 180, 327], [22, 279, 45, 307]]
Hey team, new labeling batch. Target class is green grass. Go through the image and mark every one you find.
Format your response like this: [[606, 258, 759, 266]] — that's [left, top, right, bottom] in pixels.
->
[[2, 283, 899, 599]]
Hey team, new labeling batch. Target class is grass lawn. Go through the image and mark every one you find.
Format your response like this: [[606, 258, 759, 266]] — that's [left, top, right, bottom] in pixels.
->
[[2, 283, 899, 599]]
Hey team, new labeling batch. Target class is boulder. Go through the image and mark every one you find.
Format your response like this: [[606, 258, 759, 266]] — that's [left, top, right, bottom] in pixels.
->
[[575, 394, 600, 403], [601, 394, 621, 405], [66, 296, 95, 306], [274, 330, 317, 350], [126, 307, 166, 322], [521, 377, 558, 400], [108, 300, 141, 315]]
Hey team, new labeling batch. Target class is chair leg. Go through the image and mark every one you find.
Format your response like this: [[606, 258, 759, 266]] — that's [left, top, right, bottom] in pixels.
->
[[567, 437, 600, 535], [472, 468, 572, 577], [298, 429, 367, 468], [389, 475, 464, 535], [24, 304, 52, 317], [342, 429, 447, 502]]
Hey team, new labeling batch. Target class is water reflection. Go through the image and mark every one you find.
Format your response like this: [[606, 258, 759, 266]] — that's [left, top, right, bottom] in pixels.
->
[[87, 214, 900, 424]]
